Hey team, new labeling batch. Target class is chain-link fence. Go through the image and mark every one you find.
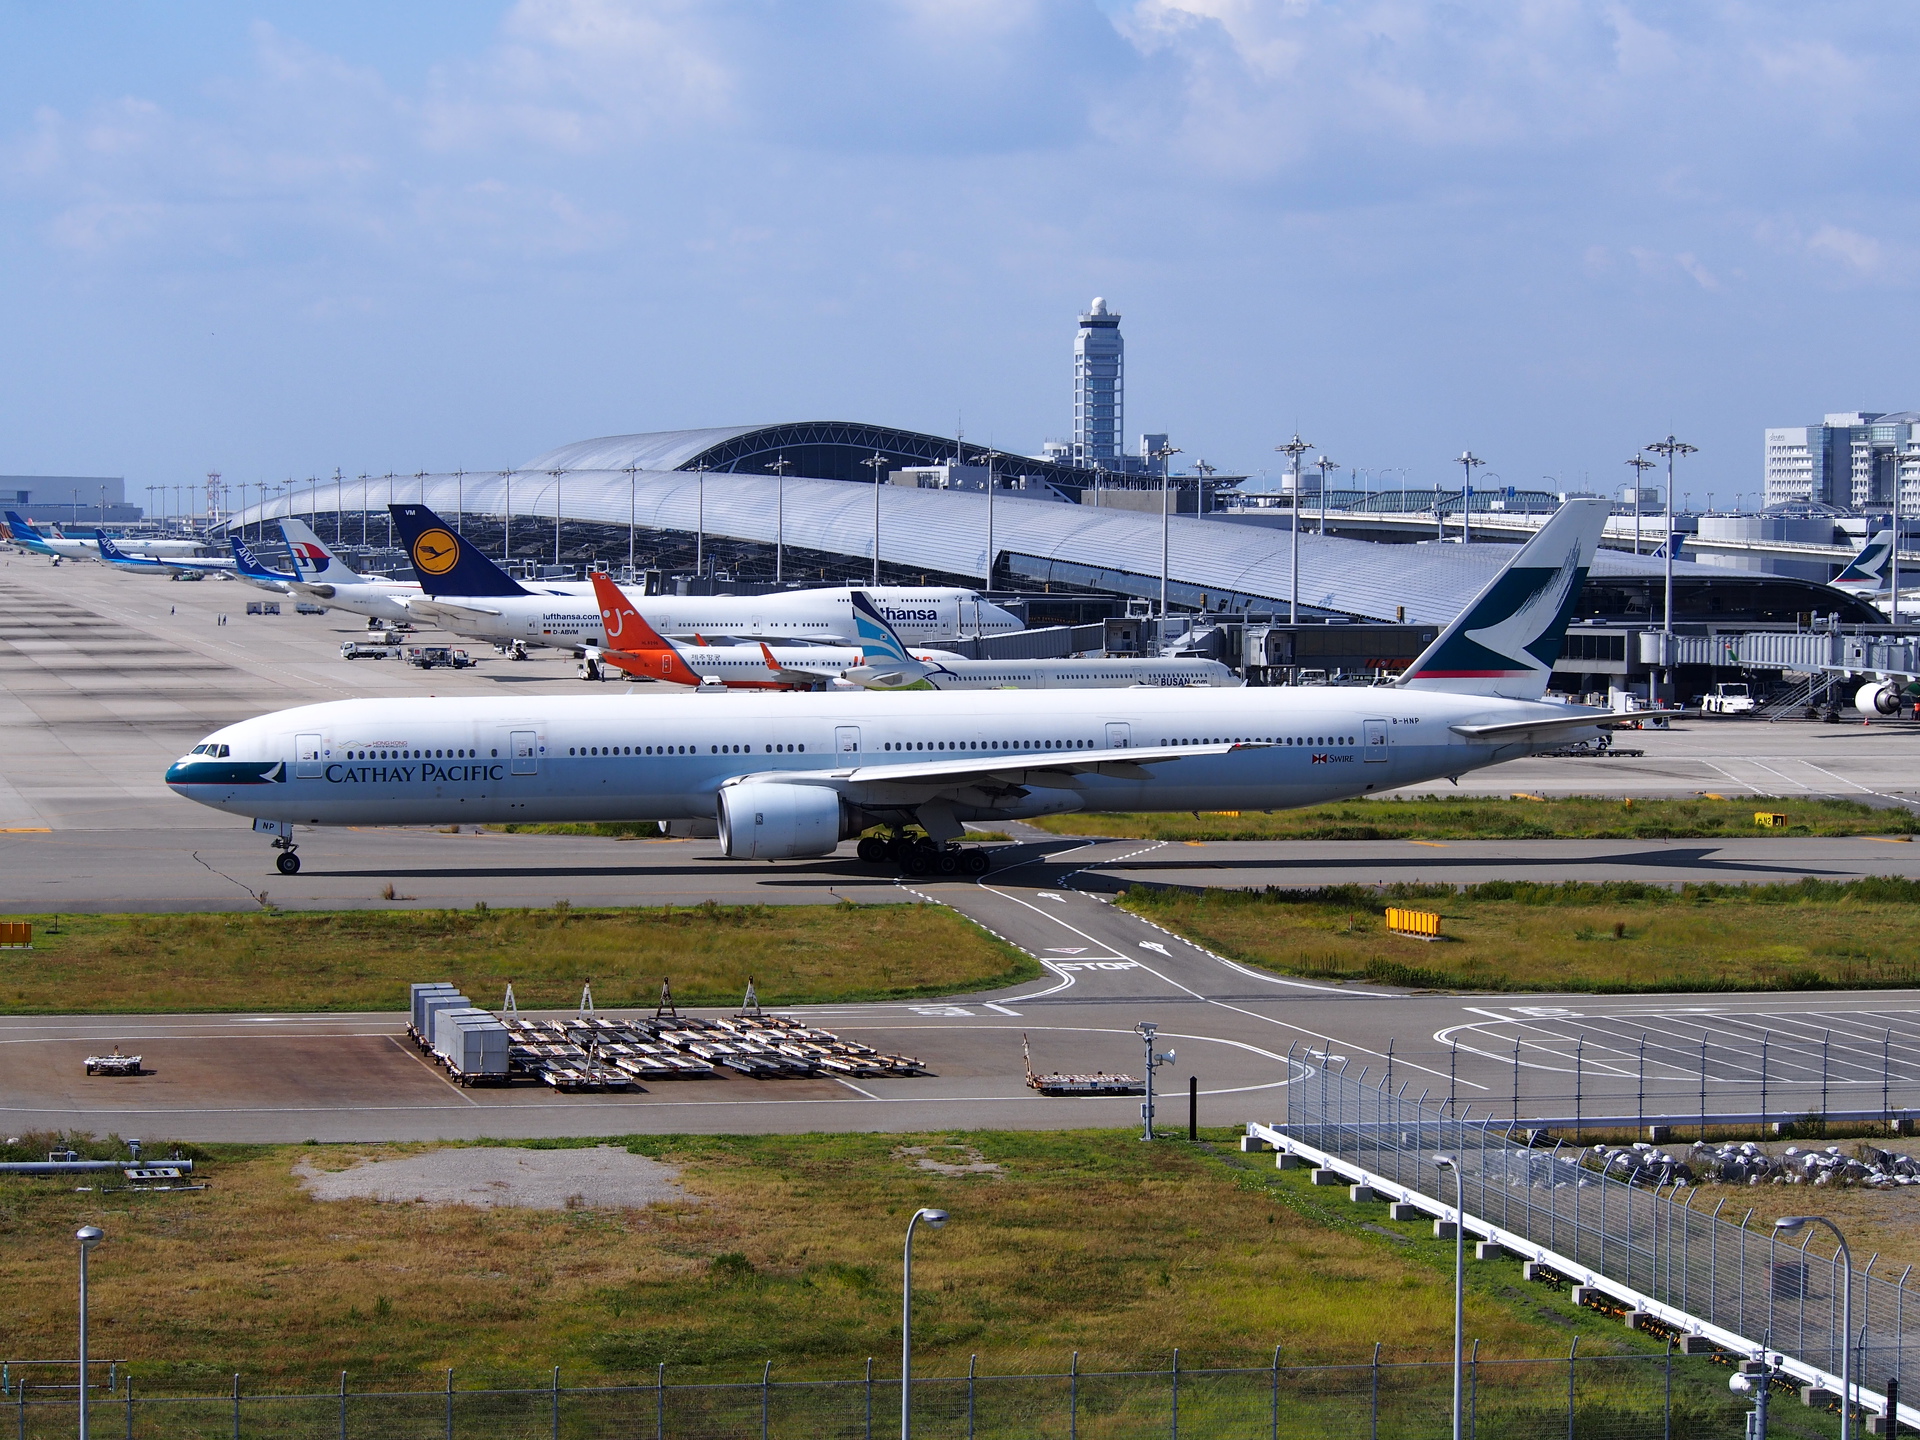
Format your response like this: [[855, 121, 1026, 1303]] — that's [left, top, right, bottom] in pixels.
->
[[1285, 1058, 1916, 1398], [0, 1350, 1765, 1440]]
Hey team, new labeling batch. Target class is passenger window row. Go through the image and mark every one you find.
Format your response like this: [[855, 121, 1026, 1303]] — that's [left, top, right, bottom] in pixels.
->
[[882, 739, 1093, 753], [564, 744, 808, 756], [343, 748, 485, 760], [1153, 735, 1352, 747]]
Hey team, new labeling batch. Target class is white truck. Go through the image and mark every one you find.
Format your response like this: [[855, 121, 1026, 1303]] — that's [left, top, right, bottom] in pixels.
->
[[1701, 682, 1757, 716]]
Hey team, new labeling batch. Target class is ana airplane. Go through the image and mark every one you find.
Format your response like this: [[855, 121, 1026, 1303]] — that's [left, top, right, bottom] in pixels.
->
[[386, 502, 1024, 650], [94, 531, 235, 576], [3, 512, 212, 561], [229, 534, 298, 592], [53, 523, 208, 558], [839, 591, 1240, 690], [167, 499, 1617, 877], [276, 518, 423, 623]]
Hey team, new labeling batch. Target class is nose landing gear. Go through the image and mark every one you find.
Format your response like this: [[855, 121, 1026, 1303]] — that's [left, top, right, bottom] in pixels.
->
[[271, 835, 300, 875]]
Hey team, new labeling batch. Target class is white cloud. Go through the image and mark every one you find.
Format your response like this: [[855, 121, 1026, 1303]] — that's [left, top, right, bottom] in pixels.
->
[[1806, 224, 1886, 277]]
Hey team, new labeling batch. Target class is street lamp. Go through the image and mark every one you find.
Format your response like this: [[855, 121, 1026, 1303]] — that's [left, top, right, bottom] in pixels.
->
[[902, 1207, 948, 1440], [1646, 436, 1697, 639], [1456, 453, 1485, 545], [1775, 1216, 1853, 1440], [1275, 435, 1313, 626], [1432, 1157, 1465, 1440], [1626, 455, 1657, 556], [1153, 443, 1183, 620], [1135, 1021, 1177, 1139], [76, 1225, 103, 1440], [765, 455, 793, 582], [1315, 456, 1340, 536], [862, 452, 889, 585]]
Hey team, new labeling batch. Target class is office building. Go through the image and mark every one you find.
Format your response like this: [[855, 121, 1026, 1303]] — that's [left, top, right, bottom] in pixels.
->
[[1764, 412, 1920, 509]]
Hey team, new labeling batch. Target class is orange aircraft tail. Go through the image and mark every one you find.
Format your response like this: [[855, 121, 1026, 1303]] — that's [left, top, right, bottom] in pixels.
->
[[588, 572, 703, 686]]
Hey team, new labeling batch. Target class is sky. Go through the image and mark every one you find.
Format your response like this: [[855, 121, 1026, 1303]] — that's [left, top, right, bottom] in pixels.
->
[[3, 0, 1917, 508]]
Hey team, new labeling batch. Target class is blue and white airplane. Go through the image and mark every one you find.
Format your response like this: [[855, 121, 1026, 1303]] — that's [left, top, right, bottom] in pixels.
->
[[94, 531, 235, 576], [840, 592, 1240, 691], [4, 511, 210, 562], [230, 534, 299, 592], [166, 500, 1617, 876]]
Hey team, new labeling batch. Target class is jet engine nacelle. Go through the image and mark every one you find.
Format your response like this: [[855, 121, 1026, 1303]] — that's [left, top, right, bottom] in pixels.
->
[[1856, 680, 1902, 717], [717, 780, 846, 859]]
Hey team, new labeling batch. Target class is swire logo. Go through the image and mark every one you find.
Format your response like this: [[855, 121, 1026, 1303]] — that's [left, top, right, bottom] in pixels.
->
[[1311, 752, 1330, 764]]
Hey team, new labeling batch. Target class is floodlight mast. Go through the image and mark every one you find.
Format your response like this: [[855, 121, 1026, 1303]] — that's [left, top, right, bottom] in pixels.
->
[[764, 455, 793, 582], [862, 452, 889, 585], [1625, 455, 1657, 556], [1274, 435, 1312, 625], [1154, 443, 1183, 620], [1456, 453, 1485, 545]]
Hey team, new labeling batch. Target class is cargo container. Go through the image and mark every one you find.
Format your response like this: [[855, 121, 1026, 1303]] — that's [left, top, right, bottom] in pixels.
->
[[438, 1012, 510, 1084], [410, 982, 460, 1038], [415, 991, 472, 1051]]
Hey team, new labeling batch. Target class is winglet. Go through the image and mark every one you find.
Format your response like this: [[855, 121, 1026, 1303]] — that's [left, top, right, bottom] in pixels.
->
[[1397, 498, 1610, 699], [759, 642, 784, 673], [588, 571, 703, 686]]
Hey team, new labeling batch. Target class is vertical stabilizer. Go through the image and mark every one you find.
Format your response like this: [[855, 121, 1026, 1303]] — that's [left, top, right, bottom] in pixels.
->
[[1397, 498, 1610, 699], [387, 503, 530, 597], [1833, 529, 1895, 593]]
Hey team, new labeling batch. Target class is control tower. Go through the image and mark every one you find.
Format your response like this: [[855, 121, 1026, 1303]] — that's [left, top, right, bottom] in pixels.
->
[[1073, 297, 1123, 466]]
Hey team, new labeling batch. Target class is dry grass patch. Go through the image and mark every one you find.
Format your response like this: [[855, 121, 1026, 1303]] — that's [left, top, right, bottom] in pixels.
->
[[0, 903, 1033, 1014], [0, 1131, 1639, 1392], [1122, 877, 1920, 993], [1035, 794, 1919, 842]]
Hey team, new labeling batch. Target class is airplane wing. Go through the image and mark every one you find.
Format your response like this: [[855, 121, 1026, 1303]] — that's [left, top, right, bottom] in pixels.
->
[[798, 739, 1266, 794], [1448, 710, 1625, 742], [757, 643, 842, 685], [404, 596, 506, 620]]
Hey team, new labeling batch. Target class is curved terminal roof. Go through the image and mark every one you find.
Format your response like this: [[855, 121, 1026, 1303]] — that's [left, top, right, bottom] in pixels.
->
[[240, 463, 1738, 624]]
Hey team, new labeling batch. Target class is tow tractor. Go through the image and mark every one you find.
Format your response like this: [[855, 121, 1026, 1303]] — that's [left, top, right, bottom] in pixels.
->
[[1701, 681, 1757, 716]]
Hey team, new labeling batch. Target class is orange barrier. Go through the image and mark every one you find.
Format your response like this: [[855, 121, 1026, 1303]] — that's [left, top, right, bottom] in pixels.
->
[[1385, 907, 1440, 939], [0, 921, 31, 948]]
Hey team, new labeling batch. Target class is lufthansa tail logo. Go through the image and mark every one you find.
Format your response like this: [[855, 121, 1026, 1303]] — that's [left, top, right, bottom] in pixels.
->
[[411, 529, 460, 576]]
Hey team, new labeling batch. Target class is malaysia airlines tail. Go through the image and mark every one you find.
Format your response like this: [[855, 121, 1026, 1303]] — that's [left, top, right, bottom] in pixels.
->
[[388, 504, 531, 598], [586, 571, 703, 685], [278, 518, 368, 585], [1398, 498, 1609, 699]]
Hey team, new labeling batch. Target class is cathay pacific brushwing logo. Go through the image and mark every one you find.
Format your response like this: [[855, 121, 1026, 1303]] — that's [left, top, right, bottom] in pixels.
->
[[1410, 541, 1586, 680]]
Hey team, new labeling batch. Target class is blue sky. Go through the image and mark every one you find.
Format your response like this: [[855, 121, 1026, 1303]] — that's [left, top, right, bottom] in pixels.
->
[[2, 1, 1915, 506]]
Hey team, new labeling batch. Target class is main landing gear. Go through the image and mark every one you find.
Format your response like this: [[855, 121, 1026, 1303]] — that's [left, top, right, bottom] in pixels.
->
[[856, 833, 990, 877]]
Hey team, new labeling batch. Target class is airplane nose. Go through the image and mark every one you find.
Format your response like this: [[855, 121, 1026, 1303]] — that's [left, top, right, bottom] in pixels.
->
[[165, 760, 193, 786]]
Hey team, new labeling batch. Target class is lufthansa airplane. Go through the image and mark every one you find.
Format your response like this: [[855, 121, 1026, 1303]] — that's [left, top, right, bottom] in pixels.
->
[[167, 500, 1616, 877]]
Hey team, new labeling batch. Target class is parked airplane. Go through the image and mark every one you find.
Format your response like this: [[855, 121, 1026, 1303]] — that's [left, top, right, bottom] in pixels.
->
[[94, 531, 235, 576], [838, 591, 1240, 690], [276, 518, 423, 623], [230, 535, 298, 593], [166, 500, 1616, 876], [3, 512, 211, 561], [584, 572, 866, 688], [386, 502, 1023, 650], [52, 522, 208, 558]]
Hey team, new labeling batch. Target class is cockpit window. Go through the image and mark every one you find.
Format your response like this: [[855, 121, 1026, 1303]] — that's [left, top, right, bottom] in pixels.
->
[[190, 744, 208, 755], [216, 745, 230, 758]]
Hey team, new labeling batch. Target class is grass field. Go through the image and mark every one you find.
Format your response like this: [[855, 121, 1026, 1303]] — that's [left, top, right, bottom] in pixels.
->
[[1122, 876, 1920, 993], [0, 903, 1035, 1014], [0, 1129, 1672, 1393], [1033, 794, 1919, 842]]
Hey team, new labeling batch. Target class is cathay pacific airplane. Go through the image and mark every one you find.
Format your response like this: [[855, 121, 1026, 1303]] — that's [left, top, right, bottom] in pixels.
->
[[386, 502, 1024, 650], [167, 500, 1616, 877]]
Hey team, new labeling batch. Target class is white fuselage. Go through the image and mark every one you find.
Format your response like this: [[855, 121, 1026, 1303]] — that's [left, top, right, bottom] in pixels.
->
[[408, 588, 1023, 650], [293, 579, 422, 623], [165, 687, 1595, 829], [870, 657, 1242, 690]]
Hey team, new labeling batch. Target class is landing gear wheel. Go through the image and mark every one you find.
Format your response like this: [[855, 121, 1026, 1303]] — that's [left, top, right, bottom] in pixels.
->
[[856, 836, 888, 864], [964, 850, 991, 875], [275, 851, 302, 875], [901, 846, 934, 877], [935, 850, 960, 875]]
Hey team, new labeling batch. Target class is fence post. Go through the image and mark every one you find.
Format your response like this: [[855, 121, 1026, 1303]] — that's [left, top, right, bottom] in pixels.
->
[[232, 1373, 240, 1440], [1565, 1338, 1577, 1440], [1575, 1036, 1583, 1138], [1698, 1034, 1708, 1140], [761, 1360, 770, 1440], [1170, 1348, 1179, 1440], [1638, 1033, 1647, 1129], [550, 1366, 559, 1440], [1189, 1076, 1198, 1141], [125, 1375, 133, 1440], [1825, 1031, 1833, 1121], [969, 1354, 977, 1440], [656, 1363, 665, 1440], [1470, 1338, 1480, 1440], [1513, 1038, 1521, 1123], [1761, 1032, 1770, 1132], [445, 1368, 453, 1440], [1270, 1346, 1280, 1440], [865, 1357, 873, 1440], [1664, 1338, 1673, 1440], [1887, 1030, 1894, 1124], [1066, 1351, 1074, 1440], [16, 1381, 23, 1440], [1370, 1342, 1380, 1440], [339, 1372, 347, 1440]]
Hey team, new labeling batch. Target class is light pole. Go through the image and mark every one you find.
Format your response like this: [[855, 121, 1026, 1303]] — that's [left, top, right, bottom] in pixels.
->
[[454, 468, 465, 534], [765, 455, 792, 582], [980, 449, 997, 588], [862, 452, 889, 585], [548, 470, 563, 572], [1626, 455, 1657, 556], [503, 469, 513, 563], [1315, 456, 1340, 535], [1456, 452, 1485, 544], [1193, 459, 1217, 516], [1776, 1216, 1853, 1440], [1154, 443, 1183, 619], [696, 466, 706, 577], [624, 464, 638, 581], [1432, 1156, 1465, 1440], [902, 1207, 948, 1440], [1646, 435, 1696, 639], [1135, 1020, 1177, 1139], [76, 1225, 103, 1440], [1275, 435, 1312, 626]]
